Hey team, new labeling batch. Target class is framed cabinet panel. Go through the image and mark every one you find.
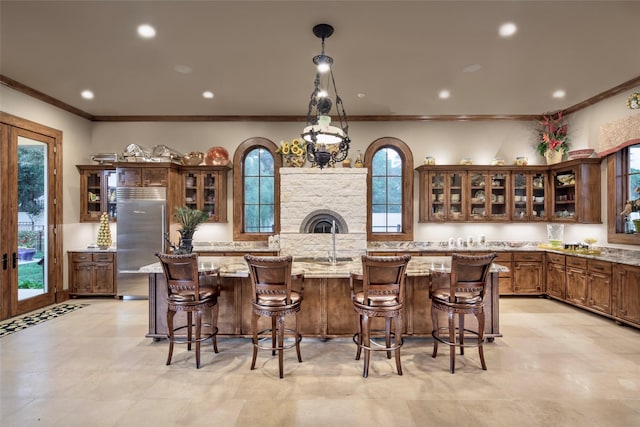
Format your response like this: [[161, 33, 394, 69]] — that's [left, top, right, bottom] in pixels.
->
[[549, 158, 601, 223], [180, 166, 228, 223], [77, 165, 117, 222]]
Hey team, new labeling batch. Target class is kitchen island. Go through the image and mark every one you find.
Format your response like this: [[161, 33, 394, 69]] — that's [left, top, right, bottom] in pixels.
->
[[141, 256, 508, 341]]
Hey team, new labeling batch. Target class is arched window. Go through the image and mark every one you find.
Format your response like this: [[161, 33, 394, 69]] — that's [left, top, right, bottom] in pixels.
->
[[233, 138, 280, 241], [365, 137, 414, 241]]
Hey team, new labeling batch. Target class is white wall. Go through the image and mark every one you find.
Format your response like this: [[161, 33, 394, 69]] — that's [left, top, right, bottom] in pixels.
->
[[3, 84, 640, 264]]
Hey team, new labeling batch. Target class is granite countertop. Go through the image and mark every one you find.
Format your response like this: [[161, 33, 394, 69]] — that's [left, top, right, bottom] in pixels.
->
[[192, 241, 275, 253], [368, 241, 640, 267], [68, 247, 117, 253], [139, 255, 509, 279]]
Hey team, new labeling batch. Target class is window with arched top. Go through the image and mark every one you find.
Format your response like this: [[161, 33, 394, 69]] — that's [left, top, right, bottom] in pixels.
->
[[364, 137, 414, 241], [233, 138, 280, 241]]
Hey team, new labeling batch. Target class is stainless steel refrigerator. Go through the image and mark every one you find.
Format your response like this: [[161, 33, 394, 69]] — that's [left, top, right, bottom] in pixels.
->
[[116, 187, 167, 299]]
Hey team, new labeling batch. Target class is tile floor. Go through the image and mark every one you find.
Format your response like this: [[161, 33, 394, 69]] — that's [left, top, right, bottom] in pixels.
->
[[1, 297, 640, 426]]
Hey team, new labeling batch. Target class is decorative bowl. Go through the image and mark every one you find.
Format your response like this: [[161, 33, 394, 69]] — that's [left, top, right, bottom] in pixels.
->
[[204, 147, 230, 166], [568, 149, 595, 159], [181, 151, 204, 166]]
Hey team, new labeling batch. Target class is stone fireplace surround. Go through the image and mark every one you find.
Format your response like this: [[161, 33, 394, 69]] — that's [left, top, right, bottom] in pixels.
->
[[279, 168, 367, 258]]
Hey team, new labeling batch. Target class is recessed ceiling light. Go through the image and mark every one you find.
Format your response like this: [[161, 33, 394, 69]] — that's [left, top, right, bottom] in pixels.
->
[[357, 93, 366, 99], [137, 24, 156, 39], [174, 64, 192, 74], [499, 22, 517, 38], [463, 64, 482, 73], [439, 90, 451, 99], [552, 89, 566, 98], [202, 91, 215, 99], [81, 90, 94, 100]]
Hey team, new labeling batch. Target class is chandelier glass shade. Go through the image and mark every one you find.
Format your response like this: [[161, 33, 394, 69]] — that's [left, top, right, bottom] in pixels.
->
[[302, 24, 350, 169]]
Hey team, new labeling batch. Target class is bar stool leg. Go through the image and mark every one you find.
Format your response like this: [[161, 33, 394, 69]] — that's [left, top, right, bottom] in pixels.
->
[[211, 303, 219, 354], [395, 314, 403, 376], [295, 312, 303, 363], [355, 314, 363, 361], [385, 317, 392, 359], [431, 306, 439, 358], [195, 310, 202, 369], [362, 314, 371, 378], [187, 312, 193, 351], [459, 314, 465, 355], [448, 311, 456, 374], [271, 316, 277, 356], [477, 310, 487, 370], [166, 309, 176, 366], [277, 315, 285, 379], [251, 312, 259, 370]]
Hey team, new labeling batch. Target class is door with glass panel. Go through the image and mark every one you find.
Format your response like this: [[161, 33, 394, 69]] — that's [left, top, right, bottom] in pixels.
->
[[0, 115, 61, 320]]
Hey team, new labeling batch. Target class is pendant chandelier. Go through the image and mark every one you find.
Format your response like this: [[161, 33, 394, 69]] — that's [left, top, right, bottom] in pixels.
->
[[302, 24, 350, 169]]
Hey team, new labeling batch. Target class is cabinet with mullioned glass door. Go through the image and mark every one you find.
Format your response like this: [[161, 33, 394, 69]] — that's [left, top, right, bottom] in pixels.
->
[[511, 169, 549, 222], [420, 170, 467, 221], [77, 165, 118, 222], [467, 171, 510, 221], [181, 166, 228, 222], [549, 158, 601, 223]]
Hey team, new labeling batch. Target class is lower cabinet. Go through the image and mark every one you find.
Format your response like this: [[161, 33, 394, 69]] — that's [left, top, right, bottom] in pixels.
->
[[545, 253, 566, 299], [513, 252, 544, 294], [613, 263, 640, 327], [68, 251, 117, 296], [565, 256, 612, 315]]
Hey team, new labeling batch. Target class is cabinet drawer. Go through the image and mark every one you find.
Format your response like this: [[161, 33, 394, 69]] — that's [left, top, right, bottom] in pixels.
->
[[546, 253, 565, 265], [494, 253, 512, 263], [93, 253, 114, 263], [513, 252, 543, 262], [566, 256, 587, 269], [70, 252, 92, 262], [588, 259, 612, 274]]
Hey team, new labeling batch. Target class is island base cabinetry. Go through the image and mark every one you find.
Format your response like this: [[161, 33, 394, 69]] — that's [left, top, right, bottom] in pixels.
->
[[146, 272, 501, 340]]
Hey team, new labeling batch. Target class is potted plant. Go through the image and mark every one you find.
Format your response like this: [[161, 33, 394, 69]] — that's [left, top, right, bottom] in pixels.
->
[[173, 206, 208, 254], [536, 111, 570, 164]]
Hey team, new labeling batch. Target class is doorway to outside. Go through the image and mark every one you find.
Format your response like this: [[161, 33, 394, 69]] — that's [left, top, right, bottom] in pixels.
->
[[1, 112, 63, 320]]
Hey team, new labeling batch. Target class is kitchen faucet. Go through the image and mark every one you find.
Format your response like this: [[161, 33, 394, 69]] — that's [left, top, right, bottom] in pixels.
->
[[328, 220, 337, 264]]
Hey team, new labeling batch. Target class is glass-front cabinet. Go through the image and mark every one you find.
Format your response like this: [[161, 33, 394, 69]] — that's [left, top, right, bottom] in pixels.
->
[[511, 170, 548, 221], [181, 167, 228, 223], [422, 171, 465, 221], [77, 165, 117, 222], [417, 160, 599, 224]]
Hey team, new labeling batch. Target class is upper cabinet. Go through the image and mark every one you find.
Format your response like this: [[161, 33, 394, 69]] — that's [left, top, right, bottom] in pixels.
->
[[77, 165, 118, 222], [181, 166, 228, 223], [549, 158, 601, 223], [78, 163, 229, 223], [416, 159, 601, 223]]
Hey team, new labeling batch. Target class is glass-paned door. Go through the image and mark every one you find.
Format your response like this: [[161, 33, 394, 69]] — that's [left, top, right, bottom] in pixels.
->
[[17, 137, 48, 302], [1, 118, 58, 320]]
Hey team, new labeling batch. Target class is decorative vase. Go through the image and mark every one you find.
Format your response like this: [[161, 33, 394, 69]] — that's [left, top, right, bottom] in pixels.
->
[[544, 149, 563, 165]]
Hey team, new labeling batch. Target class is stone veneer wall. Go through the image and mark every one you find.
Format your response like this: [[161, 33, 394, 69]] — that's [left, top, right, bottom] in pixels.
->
[[279, 168, 368, 258]]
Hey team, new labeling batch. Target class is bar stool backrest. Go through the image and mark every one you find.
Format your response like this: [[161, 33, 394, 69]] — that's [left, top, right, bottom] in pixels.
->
[[448, 253, 497, 303], [156, 252, 202, 301], [360, 255, 411, 306], [244, 255, 295, 305]]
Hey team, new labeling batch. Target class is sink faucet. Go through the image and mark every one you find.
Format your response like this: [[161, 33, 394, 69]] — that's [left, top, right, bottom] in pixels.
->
[[328, 220, 337, 264]]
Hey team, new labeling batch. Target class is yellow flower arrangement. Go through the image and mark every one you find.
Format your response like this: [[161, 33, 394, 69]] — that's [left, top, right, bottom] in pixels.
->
[[626, 92, 640, 110]]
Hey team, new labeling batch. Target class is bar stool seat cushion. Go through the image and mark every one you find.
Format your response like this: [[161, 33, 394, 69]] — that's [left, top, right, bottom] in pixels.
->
[[257, 290, 302, 307], [353, 291, 399, 307]]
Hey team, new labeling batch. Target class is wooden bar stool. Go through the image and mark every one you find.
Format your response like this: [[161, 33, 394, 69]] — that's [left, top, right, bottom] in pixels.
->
[[244, 254, 304, 378], [430, 253, 497, 373], [350, 254, 411, 378], [156, 252, 220, 369]]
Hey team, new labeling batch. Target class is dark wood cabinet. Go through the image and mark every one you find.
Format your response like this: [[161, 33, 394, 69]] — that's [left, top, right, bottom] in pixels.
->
[[513, 252, 544, 294], [566, 257, 588, 306], [77, 166, 117, 222], [117, 166, 169, 187], [545, 253, 566, 299], [549, 158, 601, 223], [416, 159, 600, 224], [565, 256, 612, 315], [613, 263, 640, 327], [68, 251, 117, 296], [181, 167, 228, 223]]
